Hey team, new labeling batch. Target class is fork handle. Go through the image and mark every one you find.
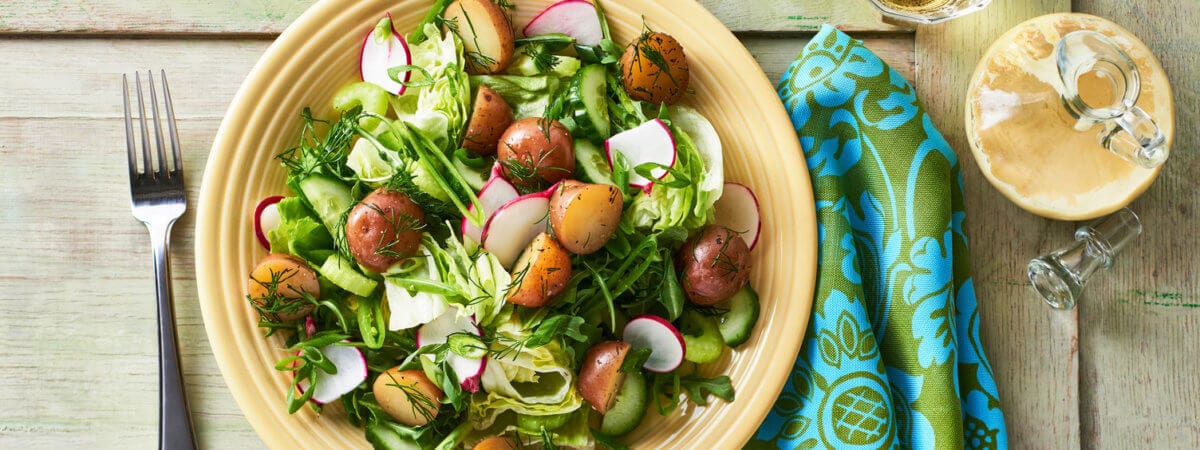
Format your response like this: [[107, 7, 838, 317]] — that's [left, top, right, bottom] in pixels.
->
[[149, 219, 197, 450]]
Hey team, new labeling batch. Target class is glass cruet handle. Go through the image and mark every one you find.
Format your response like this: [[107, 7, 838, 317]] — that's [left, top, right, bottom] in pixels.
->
[[1055, 30, 1169, 169]]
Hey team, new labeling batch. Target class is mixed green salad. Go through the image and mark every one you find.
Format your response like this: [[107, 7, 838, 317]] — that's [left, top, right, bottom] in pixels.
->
[[245, 0, 764, 448]]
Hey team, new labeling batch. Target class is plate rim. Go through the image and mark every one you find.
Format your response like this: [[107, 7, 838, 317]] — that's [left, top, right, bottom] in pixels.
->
[[195, 0, 816, 447]]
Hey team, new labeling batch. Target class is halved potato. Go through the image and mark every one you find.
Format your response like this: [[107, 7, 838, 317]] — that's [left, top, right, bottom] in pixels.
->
[[372, 368, 445, 427], [550, 180, 623, 255], [473, 436, 518, 450], [443, 0, 514, 74], [507, 232, 572, 308], [247, 253, 319, 321], [462, 85, 514, 155], [578, 341, 631, 414]]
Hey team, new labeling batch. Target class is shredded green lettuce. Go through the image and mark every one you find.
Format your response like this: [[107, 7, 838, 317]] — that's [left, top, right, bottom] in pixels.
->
[[391, 23, 471, 149], [469, 75, 563, 120], [467, 52, 579, 121], [624, 107, 725, 234], [383, 248, 450, 330], [266, 197, 334, 265], [464, 315, 586, 445], [414, 231, 512, 327]]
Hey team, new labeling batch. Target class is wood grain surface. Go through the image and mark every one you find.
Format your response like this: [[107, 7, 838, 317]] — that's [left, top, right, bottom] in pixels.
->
[[0, 0, 899, 35], [1068, 2, 1200, 447], [0, 0, 1195, 449], [914, 1, 1081, 447]]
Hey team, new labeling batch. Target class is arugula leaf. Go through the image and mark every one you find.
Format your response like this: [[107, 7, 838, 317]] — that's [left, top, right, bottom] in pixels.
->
[[527, 315, 588, 348], [648, 373, 736, 414], [591, 429, 631, 450], [658, 253, 686, 321], [621, 348, 653, 373], [679, 374, 735, 406], [634, 162, 691, 189]]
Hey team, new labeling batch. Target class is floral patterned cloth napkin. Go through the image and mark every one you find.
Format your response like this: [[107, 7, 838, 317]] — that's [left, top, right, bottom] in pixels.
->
[[749, 25, 1008, 449]]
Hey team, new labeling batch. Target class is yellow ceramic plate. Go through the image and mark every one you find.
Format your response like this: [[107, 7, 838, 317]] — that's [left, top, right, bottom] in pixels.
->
[[195, 0, 816, 448]]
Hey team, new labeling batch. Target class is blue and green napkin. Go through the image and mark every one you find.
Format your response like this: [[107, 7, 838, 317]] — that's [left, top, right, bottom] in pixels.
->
[[750, 25, 1008, 449]]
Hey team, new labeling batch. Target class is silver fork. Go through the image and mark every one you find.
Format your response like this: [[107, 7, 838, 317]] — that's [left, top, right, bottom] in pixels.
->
[[123, 71, 197, 450]]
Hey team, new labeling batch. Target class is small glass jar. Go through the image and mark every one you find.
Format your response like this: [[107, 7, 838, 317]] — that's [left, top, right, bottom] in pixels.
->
[[866, 0, 991, 25]]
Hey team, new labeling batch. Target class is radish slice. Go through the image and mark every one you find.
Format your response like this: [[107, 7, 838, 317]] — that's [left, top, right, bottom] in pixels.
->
[[622, 315, 686, 373], [461, 176, 520, 244], [605, 119, 676, 192], [297, 341, 368, 405], [489, 161, 505, 181], [480, 188, 554, 268], [360, 14, 412, 95], [417, 311, 487, 392], [254, 195, 284, 250], [713, 182, 762, 249], [303, 316, 317, 338], [523, 0, 603, 47]]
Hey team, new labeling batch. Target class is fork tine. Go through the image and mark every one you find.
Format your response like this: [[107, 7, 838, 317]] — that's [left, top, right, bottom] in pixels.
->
[[123, 74, 138, 178], [134, 72, 153, 177], [146, 71, 168, 177], [159, 70, 183, 175]]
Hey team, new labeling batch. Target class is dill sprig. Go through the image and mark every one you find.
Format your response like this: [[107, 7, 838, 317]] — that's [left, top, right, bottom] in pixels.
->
[[498, 146, 571, 193], [629, 22, 681, 91], [364, 202, 426, 260], [247, 268, 318, 332], [708, 227, 742, 280], [276, 107, 359, 182]]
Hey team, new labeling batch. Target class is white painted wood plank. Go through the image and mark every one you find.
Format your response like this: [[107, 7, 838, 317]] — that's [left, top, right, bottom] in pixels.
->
[[0, 0, 901, 34]]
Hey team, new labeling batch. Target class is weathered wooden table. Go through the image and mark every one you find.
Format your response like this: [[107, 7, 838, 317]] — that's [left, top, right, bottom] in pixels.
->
[[0, 0, 1195, 448]]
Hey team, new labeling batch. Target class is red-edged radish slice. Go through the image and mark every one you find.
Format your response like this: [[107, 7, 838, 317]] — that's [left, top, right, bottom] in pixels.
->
[[622, 315, 686, 373], [461, 177, 520, 243], [713, 182, 762, 250], [489, 161, 505, 181], [360, 14, 412, 95], [523, 0, 603, 47], [254, 195, 284, 250], [303, 316, 317, 338], [417, 311, 487, 392], [297, 341, 368, 405], [605, 119, 676, 192], [480, 189, 553, 268]]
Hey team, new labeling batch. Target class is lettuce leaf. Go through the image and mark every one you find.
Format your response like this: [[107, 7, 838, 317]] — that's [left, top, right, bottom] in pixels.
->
[[468, 53, 578, 120], [670, 105, 724, 215], [469, 75, 563, 120], [463, 409, 592, 449], [266, 197, 334, 265], [383, 249, 449, 331], [391, 23, 471, 150], [466, 315, 584, 444], [624, 106, 725, 234], [418, 231, 511, 327]]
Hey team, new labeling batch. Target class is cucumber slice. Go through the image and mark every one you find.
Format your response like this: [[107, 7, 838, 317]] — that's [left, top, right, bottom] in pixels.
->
[[718, 286, 760, 347], [297, 175, 355, 237], [574, 139, 614, 186], [319, 254, 378, 297], [599, 370, 646, 436], [569, 64, 610, 140], [680, 310, 724, 363], [516, 412, 572, 434]]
